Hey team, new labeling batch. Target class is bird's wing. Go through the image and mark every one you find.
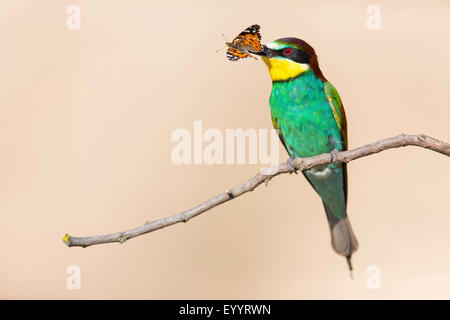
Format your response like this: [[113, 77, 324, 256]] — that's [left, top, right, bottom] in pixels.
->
[[323, 81, 347, 149], [324, 81, 348, 200], [271, 116, 288, 152]]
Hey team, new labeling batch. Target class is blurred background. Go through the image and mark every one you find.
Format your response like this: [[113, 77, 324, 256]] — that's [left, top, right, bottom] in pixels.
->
[[0, 0, 449, 299]]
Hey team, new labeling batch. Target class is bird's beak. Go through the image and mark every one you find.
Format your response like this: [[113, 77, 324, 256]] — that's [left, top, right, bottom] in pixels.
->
[[254, 45, 276, 58]]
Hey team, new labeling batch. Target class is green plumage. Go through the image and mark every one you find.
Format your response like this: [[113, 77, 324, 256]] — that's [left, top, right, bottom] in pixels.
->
[[268, 64, 359, 268], [270, 70, 344, 157], [270, 69, 347, 218]]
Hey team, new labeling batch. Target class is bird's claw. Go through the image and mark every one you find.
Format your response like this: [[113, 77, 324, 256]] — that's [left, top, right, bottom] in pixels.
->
[[287, 157, 298, 174], [331, 149, 339, 164]]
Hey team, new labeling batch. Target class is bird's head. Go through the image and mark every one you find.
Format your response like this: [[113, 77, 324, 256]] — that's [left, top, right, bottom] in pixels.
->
[[255, 37, 325, 82]]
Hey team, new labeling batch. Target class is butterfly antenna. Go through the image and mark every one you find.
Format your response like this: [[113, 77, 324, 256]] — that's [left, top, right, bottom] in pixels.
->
[[215, 45, 227, 53], [216, 34, 229, 53]]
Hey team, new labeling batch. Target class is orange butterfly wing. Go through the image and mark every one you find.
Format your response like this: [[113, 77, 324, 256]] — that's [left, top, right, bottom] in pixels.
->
[[226, 24, 262, 61], [226, 47, 250, 61]]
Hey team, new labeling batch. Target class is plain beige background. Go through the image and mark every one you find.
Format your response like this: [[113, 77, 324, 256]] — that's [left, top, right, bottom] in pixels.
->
[[1, 0, 449, 299]]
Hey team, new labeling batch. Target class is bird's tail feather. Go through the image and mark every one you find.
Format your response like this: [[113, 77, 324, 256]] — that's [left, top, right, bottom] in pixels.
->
[[323, 203, 358, 268]]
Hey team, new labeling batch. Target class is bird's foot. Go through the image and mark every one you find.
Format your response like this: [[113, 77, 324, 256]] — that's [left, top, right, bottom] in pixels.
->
[[331, 149, 340, 164], [287, 157, 298, 174]]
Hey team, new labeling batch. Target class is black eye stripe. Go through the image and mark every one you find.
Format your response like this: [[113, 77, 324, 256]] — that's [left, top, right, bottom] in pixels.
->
[[275, 47, 310, 64]]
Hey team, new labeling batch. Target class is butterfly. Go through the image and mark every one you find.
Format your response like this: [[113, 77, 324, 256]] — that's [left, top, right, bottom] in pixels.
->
[[225, 24, 262, 61]]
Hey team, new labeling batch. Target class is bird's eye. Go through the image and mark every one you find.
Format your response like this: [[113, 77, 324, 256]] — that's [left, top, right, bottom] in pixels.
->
[[283, 48, 292, 55]]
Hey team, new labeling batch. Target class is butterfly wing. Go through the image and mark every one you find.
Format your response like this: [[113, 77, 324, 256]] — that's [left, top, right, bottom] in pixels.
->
[[226, 47, 250, 61], [225, 24, 262, 61], [237, 24, 261, 40], [232, 24, 262, 53]]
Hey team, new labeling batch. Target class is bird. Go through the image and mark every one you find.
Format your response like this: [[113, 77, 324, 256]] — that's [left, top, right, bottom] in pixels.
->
[[253, 38, 359, 272]]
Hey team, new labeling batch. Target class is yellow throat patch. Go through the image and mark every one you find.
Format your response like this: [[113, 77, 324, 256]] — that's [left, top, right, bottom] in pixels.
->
[[262, 57, 310, 81]]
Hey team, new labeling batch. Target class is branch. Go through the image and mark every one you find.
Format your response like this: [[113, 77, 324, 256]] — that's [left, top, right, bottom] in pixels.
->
[[63, 134, 450, 248]]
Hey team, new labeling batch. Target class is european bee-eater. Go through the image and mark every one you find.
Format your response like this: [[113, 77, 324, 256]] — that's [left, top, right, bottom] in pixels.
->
[[254, 38, 358, 270]]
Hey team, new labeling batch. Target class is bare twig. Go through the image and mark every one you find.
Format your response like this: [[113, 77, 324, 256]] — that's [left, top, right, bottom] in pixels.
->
[[63, 134, 450, 248]]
